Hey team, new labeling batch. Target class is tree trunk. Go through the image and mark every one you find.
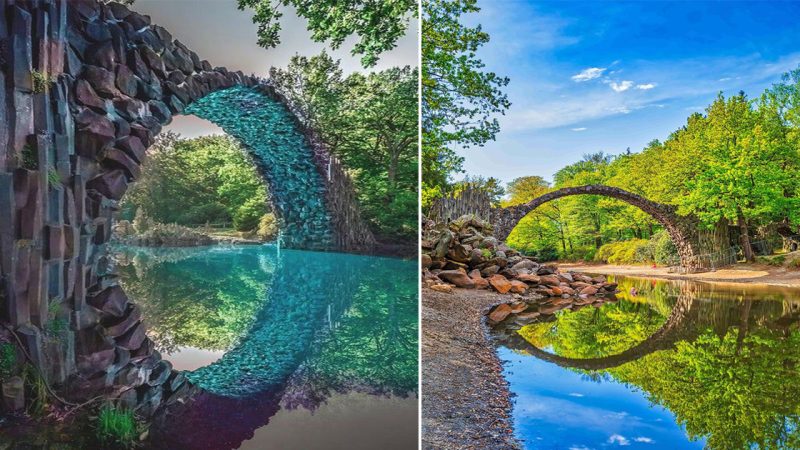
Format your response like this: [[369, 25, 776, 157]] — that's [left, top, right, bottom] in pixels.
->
[[737, 207, 754, 262]]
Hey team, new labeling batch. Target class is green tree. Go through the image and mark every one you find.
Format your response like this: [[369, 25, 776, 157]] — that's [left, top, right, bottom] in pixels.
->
[[422, 0, 510, 197], [121, 133, 270, 231], [270, 53, 418, 239], [238, 0, 416, 67]]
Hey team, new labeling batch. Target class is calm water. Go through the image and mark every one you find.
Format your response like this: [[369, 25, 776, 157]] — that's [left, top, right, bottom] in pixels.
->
[[114, 244, 418, 450], [491, 275, 800, 450], [0, 245, 417, 450]]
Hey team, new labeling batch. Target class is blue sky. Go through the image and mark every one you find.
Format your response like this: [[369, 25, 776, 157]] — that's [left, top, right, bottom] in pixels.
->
[[456, 0, 800, 186]]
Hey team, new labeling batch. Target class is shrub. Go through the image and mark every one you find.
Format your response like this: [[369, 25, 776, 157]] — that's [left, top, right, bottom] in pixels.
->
[[649, 231, 678, 265], [595, 239, 652, 264], [31, 70, 52, 94], [535, 246, 560, 262], [96, 404, 139, 447], [256, 213, 278, 241], [233, 197, 266, 231], [47, 166, 60, 187], [0, 343, 16, 379]]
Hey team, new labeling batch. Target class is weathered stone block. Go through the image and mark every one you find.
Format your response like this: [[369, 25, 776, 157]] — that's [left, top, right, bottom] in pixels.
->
[[87, 285, 128, 318], [45, 224, 65, 260], [2, 377, 25, 412], [75, 79, 106, 112], [75, 109, 115, 159], [102, 148, 140, 180], [82, 65, 118, 98], [115, 65, 138, 97]]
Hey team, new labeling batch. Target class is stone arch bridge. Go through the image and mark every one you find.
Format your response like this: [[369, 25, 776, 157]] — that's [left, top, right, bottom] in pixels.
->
[[0, 0, 375, 432], [489, 185, 702, 272]]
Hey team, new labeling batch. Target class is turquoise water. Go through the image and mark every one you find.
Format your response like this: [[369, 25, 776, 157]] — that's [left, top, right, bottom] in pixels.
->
[[492, 276, 800, 450], [114, 245, 418, 449]]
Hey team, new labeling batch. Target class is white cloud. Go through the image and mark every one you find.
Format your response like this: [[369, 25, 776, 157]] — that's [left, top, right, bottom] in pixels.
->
[[610, 80, 634, 92], [570, 128, 587, 132], [634, 437, 655, 443], [571, 67, 606, 82], [569, 446, 593, 450], [608, 434, 631, 446], [636, 83, 656, 90]]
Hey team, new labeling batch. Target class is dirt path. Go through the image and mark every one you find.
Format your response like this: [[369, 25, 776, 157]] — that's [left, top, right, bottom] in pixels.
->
[[422, 288, 520, 450], [560, 262, 800, 287]]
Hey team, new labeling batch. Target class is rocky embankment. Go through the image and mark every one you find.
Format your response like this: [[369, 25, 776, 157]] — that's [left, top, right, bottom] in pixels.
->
[[421, 215, 623, 449], [422, 215, 620, 322]]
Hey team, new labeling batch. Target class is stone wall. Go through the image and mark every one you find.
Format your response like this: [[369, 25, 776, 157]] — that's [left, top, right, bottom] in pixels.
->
[[0, 0, 373, 416]]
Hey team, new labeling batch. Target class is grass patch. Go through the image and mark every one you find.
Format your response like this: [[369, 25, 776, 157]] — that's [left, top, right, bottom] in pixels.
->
[[47, 166, 61, 188], [45, 301, 68, 336], [21, 364, 48, 415], [757, 255, 786, 266], [96, 404, 140, 447], [18, 144, 38, 170], [0, 343, 16, 379]]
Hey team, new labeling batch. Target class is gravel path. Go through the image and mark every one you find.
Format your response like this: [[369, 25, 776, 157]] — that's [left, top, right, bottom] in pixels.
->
[[421, 288, 521, 450]]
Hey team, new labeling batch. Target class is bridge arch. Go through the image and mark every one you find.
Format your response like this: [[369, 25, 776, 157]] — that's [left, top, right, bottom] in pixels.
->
[[490, 185, 701, 271], [0, 0, 374, 426]]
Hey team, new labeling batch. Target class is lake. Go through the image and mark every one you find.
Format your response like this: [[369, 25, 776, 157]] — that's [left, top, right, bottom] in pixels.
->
[[0, 245, 418, 450], [491, 275, 800, 450]]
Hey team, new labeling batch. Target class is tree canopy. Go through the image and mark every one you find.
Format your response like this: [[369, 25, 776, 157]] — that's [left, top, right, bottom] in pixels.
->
[[270, 52, 418, 240], [421, 0, 510, 201], [120, 132, 270, 232], [237, 0, 416, 67]]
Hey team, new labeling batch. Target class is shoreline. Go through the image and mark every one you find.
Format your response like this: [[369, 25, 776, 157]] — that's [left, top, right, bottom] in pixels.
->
[[560, 262, 800, 288], [421, 264, 800, 450], [421, 287, 521, 450]]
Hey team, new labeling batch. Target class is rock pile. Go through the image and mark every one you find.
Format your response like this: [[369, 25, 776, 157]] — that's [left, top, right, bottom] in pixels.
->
[[421, 215, 619, 303]]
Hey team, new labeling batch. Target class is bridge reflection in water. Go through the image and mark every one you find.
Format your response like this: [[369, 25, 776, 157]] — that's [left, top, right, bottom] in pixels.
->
[[1, 246, 417, 449], [114, 245, 418, 450], [491, 276, 800, 450]]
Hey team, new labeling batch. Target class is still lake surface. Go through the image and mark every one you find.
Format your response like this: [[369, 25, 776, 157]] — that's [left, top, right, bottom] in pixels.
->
[[492, 275, 800, 450], [115, 244, 419, 450], [0, 244, 417, 449]]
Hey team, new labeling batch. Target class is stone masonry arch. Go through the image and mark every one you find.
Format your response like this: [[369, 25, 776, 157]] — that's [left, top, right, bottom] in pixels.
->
[[490, 185, 702, 271], [0, 0, 374, 422]]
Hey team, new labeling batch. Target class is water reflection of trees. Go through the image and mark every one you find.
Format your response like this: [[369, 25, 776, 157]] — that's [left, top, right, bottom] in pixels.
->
[[510, 277, 800, 449], [115, 245, 417, 404], [114, 246, 274, 353]]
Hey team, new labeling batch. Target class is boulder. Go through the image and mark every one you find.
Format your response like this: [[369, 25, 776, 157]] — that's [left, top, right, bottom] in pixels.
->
[[421, 254, 432, 269], [509, 280, 528, 294], [481, 265, 500, 277], [580, 285, 599, 296], [488, 275, 512, 294], [468, 269, 489, 289], [540, 275, 560, 286], [446, 243, 471, 263], [438, 269, 475, 289], [512, 259, 537, 271], [517, 273, 540, 284]]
